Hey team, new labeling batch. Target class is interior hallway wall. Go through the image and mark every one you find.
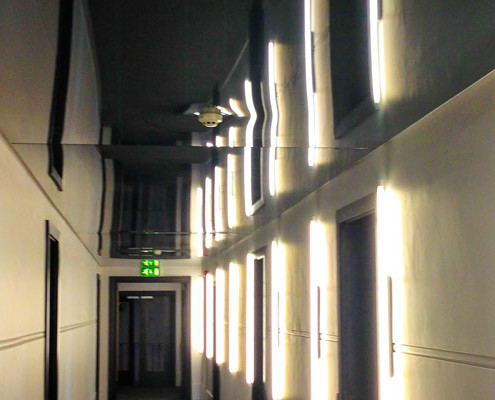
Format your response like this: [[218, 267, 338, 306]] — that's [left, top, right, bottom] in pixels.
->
[[0, 0, 102, 398], [0, 132, 98, 399], [202, 71, 495, 399]]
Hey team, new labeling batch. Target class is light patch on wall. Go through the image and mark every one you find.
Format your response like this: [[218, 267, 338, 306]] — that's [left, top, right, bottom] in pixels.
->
[[216, 268, 226, 365], [244, 80, 257, 216], [268, 41, 279, 197], [246, 253, 255, 384], [377, 186, 404, 399], [227, 154, 236, 228], [195, 187, 204, 257], [310, 220, 328, 400], [205, 177, 213, 248], [305, 0, 317, 167], [229, 262, 240, 373], [192, 277, 204, 353], [214, 166, 224, 241], [206, 273, 214, 360], [271, 241, 286, 399]]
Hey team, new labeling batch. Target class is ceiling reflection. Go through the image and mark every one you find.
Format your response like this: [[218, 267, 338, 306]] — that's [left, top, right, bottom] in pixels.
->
[[11, 143, 366, 260]]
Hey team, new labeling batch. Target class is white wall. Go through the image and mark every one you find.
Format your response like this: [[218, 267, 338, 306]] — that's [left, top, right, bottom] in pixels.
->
[[203, 71, 495, 399], [0, 0, 101, 398], [0, 131, 98, 399]]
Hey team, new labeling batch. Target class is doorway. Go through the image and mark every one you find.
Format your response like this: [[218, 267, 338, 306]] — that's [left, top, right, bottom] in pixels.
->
[[109, 277, 191, 400], [252, 255, 267, 400], [337, 195, 378, 400], [117, 291, 176, 390]]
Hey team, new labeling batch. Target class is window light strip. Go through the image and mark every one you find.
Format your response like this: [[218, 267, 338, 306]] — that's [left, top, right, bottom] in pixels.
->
[[205, 273, 214, 359], [205, 177, 213, 248], [216, 268, 225, 365], [229, 262, 240, 373], [227, 154, 236, 228], [244, 80, 257, 216], [192, 277, 204, 353], [370, 0, 382, 103], [246, 253, 255, 384], [214, 166, 224, 241], [305, 0, 317, 167], [195, 187, 204, 257], [268, 42, 279, 196]]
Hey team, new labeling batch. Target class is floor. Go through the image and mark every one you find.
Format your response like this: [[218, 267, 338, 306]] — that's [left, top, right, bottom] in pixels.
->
[[117, 387, 184, 400]]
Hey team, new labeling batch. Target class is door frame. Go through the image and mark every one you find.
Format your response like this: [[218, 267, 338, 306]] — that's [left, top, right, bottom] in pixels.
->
[[250, 247, 267, 400], [336, 193, 376, 399], [118, 290, 177, 386], [108, 277, 191, 400]]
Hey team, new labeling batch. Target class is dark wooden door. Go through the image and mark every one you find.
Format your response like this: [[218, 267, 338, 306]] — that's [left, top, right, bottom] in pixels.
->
[[252, 257, 267, 400], [338, 213, 378, 400], [139, 293, 176, 386], [117, 292, 176, 388]]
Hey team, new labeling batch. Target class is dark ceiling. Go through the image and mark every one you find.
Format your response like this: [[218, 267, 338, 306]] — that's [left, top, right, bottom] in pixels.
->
[[88, 0, 252, 144], [87, 0, 254, 258]]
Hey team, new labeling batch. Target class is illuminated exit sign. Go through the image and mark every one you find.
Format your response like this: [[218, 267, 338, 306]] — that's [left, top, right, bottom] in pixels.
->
[[140, 259, 161, 277], [141, 266, 160, 277], [141, 259, 160, 267]]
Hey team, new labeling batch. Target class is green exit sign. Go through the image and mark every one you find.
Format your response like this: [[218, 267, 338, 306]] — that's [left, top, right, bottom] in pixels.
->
[[140, 259, 160, 277], [141, 259, 160, 267], [141, 266, 160, 277]]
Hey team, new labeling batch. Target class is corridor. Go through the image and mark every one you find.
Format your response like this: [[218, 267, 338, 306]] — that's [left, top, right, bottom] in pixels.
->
[[1, 0, 495, 399]]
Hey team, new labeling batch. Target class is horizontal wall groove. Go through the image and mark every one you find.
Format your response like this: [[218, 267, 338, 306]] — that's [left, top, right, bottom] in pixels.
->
[[60, 319, 97, 333], [281, 328, 311, 339], [264, 326, 338, 342], [320, 333, 339, 342], [395, 343, 495, 370], [0, 331, 45, 351]]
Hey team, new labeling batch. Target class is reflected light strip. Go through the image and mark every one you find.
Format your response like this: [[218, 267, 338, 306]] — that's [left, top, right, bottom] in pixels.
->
[[229, 262, 240, 373], [206, 141, 214, 148], [195, 187, 204, 257], [310, 221, 328, 400], [215, 135, 224, 147], [192, 277, 204, 353], [305, 0, 317, 167], [229, 98, 246, 118], [228, 127, 236, 148], [244, 80, 257, 216], [216, 268, 226, 365], [206, 273, 214, 360], [377, 186, 404, 399], [227, 154, 236, 228], [271, 241, 286, 399], [214, 166, 224, 241], [205, 177, 213, 248], [268, 42, 279, 197], [246, 253, 255, 384], [370, 0, 382, 103], [217, 105, 233, 116]]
